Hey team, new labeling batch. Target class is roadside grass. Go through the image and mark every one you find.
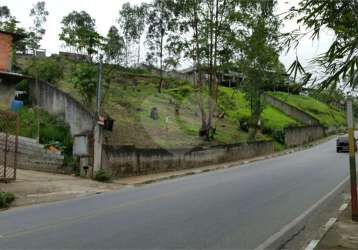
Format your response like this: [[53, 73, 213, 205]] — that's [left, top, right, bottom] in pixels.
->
[[270, 92, 346, 128]]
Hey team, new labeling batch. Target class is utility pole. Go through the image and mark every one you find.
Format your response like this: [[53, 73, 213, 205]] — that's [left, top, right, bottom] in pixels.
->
[[93, 55, 104, 176], [347, 99, 358, 221], [96, 55, 103, 115], [34, 49, 40, 144]]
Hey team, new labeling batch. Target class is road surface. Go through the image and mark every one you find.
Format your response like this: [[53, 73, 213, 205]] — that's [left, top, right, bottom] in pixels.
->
[[0, 137, 351, 249]]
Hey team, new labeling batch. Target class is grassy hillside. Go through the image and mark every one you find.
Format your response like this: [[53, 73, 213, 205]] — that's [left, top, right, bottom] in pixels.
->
[[16, 55, 345, 149], [270, 92, 346, 128]]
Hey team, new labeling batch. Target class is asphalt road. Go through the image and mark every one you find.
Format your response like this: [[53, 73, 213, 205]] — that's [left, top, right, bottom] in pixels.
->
[[0, 137, 351, 249]]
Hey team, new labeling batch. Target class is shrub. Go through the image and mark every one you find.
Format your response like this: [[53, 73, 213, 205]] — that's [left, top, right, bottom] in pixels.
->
[[94, 169, 112, 182], [17, 108, 73, 158], [0, 192, 15, 208], [15, 80, 29, 92], [25, 57, 64, 84], [71, 63, 98, 106], [272, 129, 285, 144]]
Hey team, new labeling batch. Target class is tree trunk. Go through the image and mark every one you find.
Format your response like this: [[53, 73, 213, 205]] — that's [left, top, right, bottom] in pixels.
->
[[193, 2, 207, 137]]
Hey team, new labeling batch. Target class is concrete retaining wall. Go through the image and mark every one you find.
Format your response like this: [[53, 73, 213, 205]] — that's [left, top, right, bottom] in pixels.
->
[[102, 141, 274, 177], [29, 80, 95, 135], [265, 94, 320, 125], [0, 134, 65, 173], [284, 126, 325, 147]]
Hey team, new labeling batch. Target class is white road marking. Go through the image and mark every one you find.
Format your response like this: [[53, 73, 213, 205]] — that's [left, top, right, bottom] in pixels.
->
[[255, 176, 349, 250], [339, 203, 348, 211], [304, 240, 319, 250], [324, 218, 337, 231]]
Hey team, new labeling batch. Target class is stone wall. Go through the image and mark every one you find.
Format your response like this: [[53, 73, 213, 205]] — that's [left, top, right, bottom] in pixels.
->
[[28, 80, 95, 135], [102, 141, 274, 177], [0, 133, 65, 173], [284, 125, 325, 147], [265, 94, 320, 125]]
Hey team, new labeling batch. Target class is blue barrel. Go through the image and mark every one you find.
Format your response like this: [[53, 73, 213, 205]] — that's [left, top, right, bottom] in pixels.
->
[[11, 100, 24, 112]]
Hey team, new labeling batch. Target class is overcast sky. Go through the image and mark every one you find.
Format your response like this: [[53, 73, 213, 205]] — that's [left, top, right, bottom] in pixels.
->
[[2, 0, 335, 71]]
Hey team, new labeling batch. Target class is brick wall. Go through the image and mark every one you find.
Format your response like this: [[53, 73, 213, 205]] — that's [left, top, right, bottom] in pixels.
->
[[0, 33, 13, 72]]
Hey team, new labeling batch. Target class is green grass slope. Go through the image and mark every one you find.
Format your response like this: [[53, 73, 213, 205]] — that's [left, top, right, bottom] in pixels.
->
[[270, 92, 346, 128], [218, 87, 300, 133], [16, 56, 344, 149]]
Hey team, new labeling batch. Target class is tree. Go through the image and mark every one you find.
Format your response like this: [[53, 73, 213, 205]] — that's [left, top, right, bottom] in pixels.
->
[[118, 2, 148, 66], [146, 0, 177, 92], [27, 1, 49, 52], [236, 0, 282, 140], [0, 5, 24, 34], [174, 0, 238, 139], [59, 11, 102, 60], [71, 64, 98, 106], [103, 26, 125, 64], [285, 0, 358, 89], [0, 5, 28, 59]]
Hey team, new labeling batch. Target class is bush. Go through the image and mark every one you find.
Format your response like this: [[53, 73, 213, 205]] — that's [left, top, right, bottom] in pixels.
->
[[272, 129, 285, 144], [71, 63, 98, 106], [0, 192, 15, 208], [18, 108, 73, 157], [16, 79, 29, 92], [25, 57, 64, 84], [94, 169, 112, 182]]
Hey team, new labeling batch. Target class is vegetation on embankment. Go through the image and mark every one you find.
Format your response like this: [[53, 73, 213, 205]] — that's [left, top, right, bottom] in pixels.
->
[[16, 55, 346, 148], [270, 92, 346, 128]]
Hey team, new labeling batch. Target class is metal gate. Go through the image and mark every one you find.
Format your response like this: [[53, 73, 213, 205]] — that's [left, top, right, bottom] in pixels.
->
[[0, 111, 19, 182]]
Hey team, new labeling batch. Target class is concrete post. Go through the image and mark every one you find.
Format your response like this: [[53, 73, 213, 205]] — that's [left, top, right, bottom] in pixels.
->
[[347, 99, 358, 221], [93, 123, 103, 174]]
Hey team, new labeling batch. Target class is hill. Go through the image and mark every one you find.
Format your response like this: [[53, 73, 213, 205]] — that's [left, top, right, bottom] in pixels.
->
[[16, 55, 345, 149]]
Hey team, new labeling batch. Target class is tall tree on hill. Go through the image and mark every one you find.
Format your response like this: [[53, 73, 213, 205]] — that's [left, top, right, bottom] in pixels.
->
[[174, 0, 237, 139], [118, 2, 148, 66], [59, 11, 102, 60], [27, 1, 49, 52], [103, 26, 125, 64], [146, 0, 177, 93], [235, 0, 282, 141]]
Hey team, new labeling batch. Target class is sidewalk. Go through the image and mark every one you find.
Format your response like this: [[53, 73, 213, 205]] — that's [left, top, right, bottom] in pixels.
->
[[0, 134, 338, 209], [316, 204, 358, 249]]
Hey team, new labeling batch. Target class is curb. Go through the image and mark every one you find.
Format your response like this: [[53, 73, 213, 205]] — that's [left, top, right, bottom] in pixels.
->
[[303, 202, 349, 250], [255, 177, 349, 250]]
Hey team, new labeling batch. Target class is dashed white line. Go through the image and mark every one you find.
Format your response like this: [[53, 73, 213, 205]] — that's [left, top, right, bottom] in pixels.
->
[[339, 203, 348, 211], [304, 240, 319, 250], [324, 218, 337, 231]]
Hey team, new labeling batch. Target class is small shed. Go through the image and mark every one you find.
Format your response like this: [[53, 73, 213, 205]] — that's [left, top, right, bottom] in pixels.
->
[[0, 30, 25, 72]]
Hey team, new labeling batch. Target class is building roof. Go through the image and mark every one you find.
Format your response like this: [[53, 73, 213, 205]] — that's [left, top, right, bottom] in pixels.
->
[[0, 30, 26, 42]]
